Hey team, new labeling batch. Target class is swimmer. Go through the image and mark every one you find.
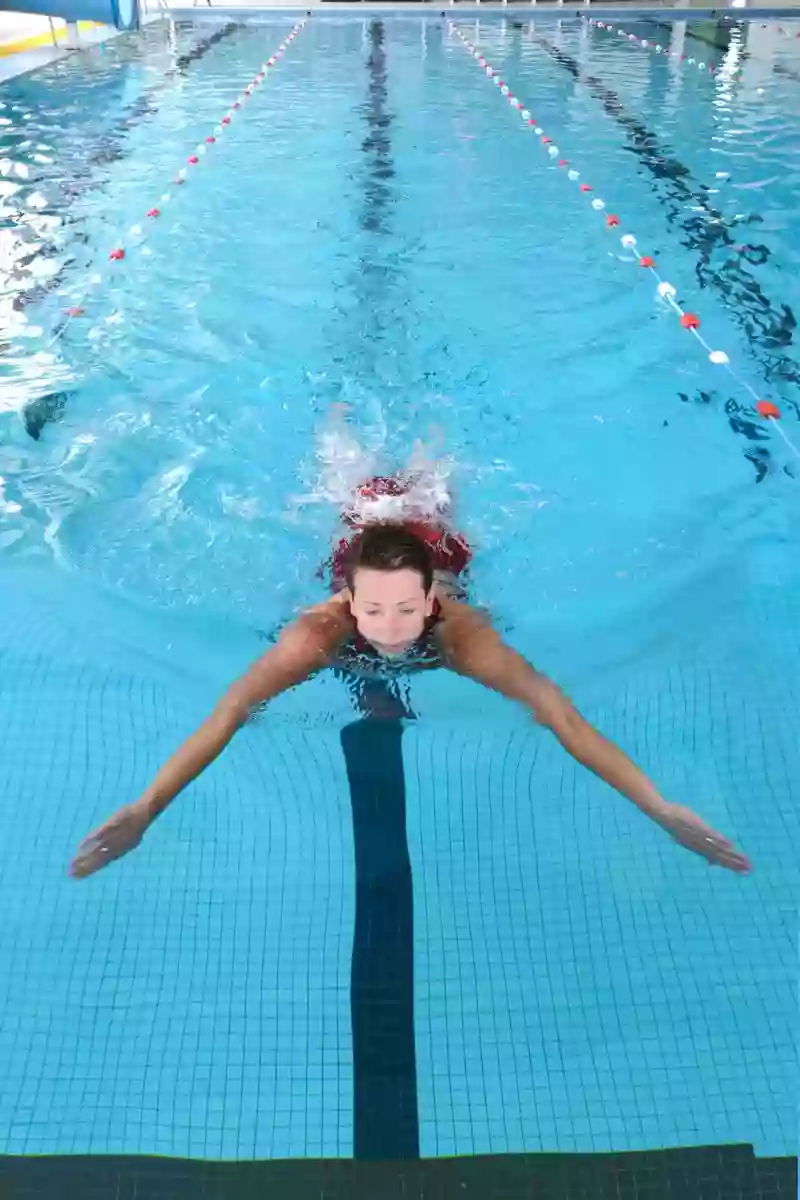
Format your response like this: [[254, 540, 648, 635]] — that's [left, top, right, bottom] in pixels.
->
[[69, 463, 751, 880]]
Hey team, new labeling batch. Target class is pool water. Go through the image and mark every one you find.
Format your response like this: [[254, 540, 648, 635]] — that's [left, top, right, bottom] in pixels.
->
[[0, 10, 798, 1172]]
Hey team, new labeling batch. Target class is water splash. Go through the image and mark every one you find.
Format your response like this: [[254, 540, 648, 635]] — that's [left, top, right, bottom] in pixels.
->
[[293, 410, 460, 529]]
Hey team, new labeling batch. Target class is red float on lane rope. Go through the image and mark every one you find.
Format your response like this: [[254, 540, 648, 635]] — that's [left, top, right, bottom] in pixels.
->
[[47, 18, 310, 349], [448, 19, 800, 465], [586, 17, 730, 77], [765, 21, 800, 40]]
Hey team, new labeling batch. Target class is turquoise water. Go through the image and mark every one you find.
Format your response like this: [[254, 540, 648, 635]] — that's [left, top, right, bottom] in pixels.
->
[[0, 13, 798, 1163]]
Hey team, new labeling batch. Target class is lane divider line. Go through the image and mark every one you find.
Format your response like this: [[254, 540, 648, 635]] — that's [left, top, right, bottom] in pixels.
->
[[448, 21, 799, 463], [584, 17, 731, 77], [49, 18, 309, 348], [769, 22, 800, 39]]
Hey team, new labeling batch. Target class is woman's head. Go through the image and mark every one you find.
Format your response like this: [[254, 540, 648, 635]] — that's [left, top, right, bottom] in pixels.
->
[[344, 524, 434, 655]]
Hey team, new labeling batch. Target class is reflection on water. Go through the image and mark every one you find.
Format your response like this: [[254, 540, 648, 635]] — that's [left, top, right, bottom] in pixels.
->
[[0, 15, 798, 645], [0, 22, 240, 418]]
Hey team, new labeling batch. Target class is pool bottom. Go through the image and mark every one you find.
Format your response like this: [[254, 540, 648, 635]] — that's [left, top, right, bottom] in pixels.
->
[[0, 1145, 795, 1199]]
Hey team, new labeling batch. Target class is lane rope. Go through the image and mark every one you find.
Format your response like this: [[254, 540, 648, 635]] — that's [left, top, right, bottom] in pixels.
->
[[447, 21, 799, 464], [584, 17, 731, 77], [47, 18, 309, 349]]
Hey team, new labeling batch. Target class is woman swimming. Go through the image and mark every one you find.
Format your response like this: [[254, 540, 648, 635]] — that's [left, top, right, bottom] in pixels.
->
[[69, 458, 751, 880], [326, 473, 471, 677]]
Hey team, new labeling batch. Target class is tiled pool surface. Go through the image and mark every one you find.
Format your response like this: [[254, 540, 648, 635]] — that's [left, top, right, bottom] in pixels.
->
[[0, 553, 796, 1194], [1, 8, 799, 1199]]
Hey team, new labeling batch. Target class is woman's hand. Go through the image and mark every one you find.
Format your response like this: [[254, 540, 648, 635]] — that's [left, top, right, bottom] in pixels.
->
[[656, 803, 751, 874], [69, 800, 152, 880]]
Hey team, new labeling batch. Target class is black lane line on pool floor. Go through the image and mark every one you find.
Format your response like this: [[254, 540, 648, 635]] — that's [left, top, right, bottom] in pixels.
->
[[525, 25, 799, 473], [341, 717, 419, 1160], [339, 18, 419, 1162]]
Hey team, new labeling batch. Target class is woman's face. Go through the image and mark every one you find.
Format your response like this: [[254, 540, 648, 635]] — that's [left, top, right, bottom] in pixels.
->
[[349, 567, 434, 655]]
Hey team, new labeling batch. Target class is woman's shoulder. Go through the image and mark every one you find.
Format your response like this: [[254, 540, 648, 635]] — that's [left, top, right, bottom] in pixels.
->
[[432, 592, 491, 640], [304, 589, 352, 616], [295, 591, 355, 639]]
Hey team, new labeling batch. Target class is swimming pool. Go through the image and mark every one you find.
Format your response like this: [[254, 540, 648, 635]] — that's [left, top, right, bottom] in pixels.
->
[[0, 9, 798, 1197]]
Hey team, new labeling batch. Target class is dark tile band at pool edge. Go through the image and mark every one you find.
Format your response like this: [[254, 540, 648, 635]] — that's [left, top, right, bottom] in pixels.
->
[[0, 1146, 795, 1199]]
